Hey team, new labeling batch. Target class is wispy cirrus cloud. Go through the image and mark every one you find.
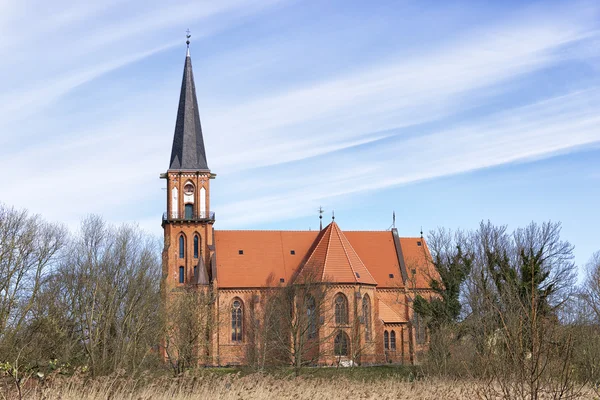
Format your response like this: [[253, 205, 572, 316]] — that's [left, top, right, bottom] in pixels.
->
[[0, 0, 599, 248], [0, 0, 287, 128], [216, 86, 600, 226], [204, 10, 598, 173]]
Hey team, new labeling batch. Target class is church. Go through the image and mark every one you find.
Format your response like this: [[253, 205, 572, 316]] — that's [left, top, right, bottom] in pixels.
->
[[161, 41, 437, 367]]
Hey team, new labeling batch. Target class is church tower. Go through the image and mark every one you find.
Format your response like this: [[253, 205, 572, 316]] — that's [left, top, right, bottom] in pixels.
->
[[161, 40, 215, 292]]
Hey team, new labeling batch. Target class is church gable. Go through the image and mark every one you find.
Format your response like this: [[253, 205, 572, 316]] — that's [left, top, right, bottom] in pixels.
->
[[398, 238, 437, 289], [296, 221, 377, 285]]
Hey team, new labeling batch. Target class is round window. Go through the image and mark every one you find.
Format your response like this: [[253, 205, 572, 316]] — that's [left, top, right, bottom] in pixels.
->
[[183, 183, 194, 195]]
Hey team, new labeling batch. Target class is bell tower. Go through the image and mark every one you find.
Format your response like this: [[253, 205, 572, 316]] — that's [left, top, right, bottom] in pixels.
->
[[161, 38, 215, 293]]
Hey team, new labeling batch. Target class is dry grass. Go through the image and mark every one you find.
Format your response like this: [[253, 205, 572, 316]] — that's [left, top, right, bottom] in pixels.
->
[[3, 372, 597, 399]]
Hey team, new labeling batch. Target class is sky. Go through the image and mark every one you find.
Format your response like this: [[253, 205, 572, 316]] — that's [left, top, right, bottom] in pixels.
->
[[0, 0, 599, 274]]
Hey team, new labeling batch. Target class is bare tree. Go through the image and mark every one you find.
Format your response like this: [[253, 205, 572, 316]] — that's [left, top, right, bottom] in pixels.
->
[[466, 221, 581, 399], [0, 204, 68, 398], [162, 285, 215, 375], [0, 205, 68, 353], [573, 251, 600, 392], [56, 216, 161, 376], [581, 251, 600, 322], [252, 269, 336, 375]]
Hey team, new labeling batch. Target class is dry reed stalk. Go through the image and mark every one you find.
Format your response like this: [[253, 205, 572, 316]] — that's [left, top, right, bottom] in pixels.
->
[[15, 374, 597, 400]]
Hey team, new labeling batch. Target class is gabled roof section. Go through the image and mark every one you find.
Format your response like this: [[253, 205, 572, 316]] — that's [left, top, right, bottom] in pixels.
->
[[378, 298, 404, 323], [400, 237, 438, 289], [296, 222, 377, 285], [345, 231, 405, 288], [214, 230, 318, 288], [169, 49, 209, 171]]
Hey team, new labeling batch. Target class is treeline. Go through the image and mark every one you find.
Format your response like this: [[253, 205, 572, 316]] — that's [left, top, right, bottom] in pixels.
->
[[414, 221, 600, 398], [0, 204, 162, 381], [2, 203, 600, 397]]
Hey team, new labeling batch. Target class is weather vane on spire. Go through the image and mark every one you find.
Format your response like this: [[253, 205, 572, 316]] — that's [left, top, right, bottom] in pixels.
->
[[185, 29, 191, 56], [318, 206, 324, 230]]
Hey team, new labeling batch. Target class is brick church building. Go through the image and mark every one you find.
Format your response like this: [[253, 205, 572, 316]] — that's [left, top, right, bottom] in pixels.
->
[[161, 43, 437, 367]]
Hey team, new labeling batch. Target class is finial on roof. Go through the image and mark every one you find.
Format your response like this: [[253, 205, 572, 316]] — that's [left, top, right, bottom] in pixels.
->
[[319, 206, 324, 230], [332, 210, 335, 221], [186, 29, 191, 56], [420, 226, 423, 239], [393, 210, 396, 229]]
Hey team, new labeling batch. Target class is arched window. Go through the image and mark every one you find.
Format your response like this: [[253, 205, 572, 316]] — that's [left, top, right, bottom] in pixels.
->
[[414, 313, 426, 345], [334, 293, 348, 325], [193, 265, 197, 279], [231, 298, 243, 342], [307, 295, 317, 339], [362, 294, 371, 341], [390, 330, 396, 350], [184, 204, 193, 219], [384, 330, 389, 350], [193, 235, 199, 258], [179, 235, 185, 258], [183, 182, 195, 219], [179, 266, 184, 284], [334, 331, 349, 356]]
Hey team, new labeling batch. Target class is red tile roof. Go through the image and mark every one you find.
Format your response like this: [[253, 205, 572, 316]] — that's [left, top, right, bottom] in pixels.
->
[[345, 231, 404, 288], [296, 222, 377, 285], [214, 230, 318, 288], [378, 298, 404, 323], [400, 238, 437, 288], [214, 225, 436, 289]]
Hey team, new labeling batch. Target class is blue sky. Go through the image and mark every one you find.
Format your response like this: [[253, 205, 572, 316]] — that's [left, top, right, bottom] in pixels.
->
[[0, 0, 599, 273]]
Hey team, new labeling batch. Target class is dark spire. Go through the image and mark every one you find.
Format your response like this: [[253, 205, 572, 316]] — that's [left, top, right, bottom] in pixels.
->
[[168, 33, 209, 171]]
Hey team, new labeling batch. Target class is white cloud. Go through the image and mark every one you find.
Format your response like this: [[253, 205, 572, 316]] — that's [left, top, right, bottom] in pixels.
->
[[216, 88, 600, 226], [204, 14, 597, 172], [0, 0, 599, 236]]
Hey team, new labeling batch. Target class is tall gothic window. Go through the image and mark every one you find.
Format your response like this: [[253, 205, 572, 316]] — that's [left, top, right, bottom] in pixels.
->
[[307, 295, 317, 339], [384, 330, 389, 350], [231, 298, 243, 342], [362, 294, 372, 341], [334, 331, 349, 356], [414, 313, 426, 345], [193, 235, 199, 258], [334, 293, 348, 325], [390, 330, 396, 350], [179, 266, 184, 284], [179, 235, 185, 258]]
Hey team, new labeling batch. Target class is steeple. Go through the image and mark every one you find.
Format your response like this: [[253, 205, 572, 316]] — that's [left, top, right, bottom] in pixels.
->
[[169, 38, 209, 171]]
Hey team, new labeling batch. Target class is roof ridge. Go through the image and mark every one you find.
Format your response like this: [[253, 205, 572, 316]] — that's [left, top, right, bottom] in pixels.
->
[[333, 223, 358, 283], [322, 225, 333, 281], [278, 231, 288, 281], [336, 224, 377, 284], [297, 226, 327, 281]]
